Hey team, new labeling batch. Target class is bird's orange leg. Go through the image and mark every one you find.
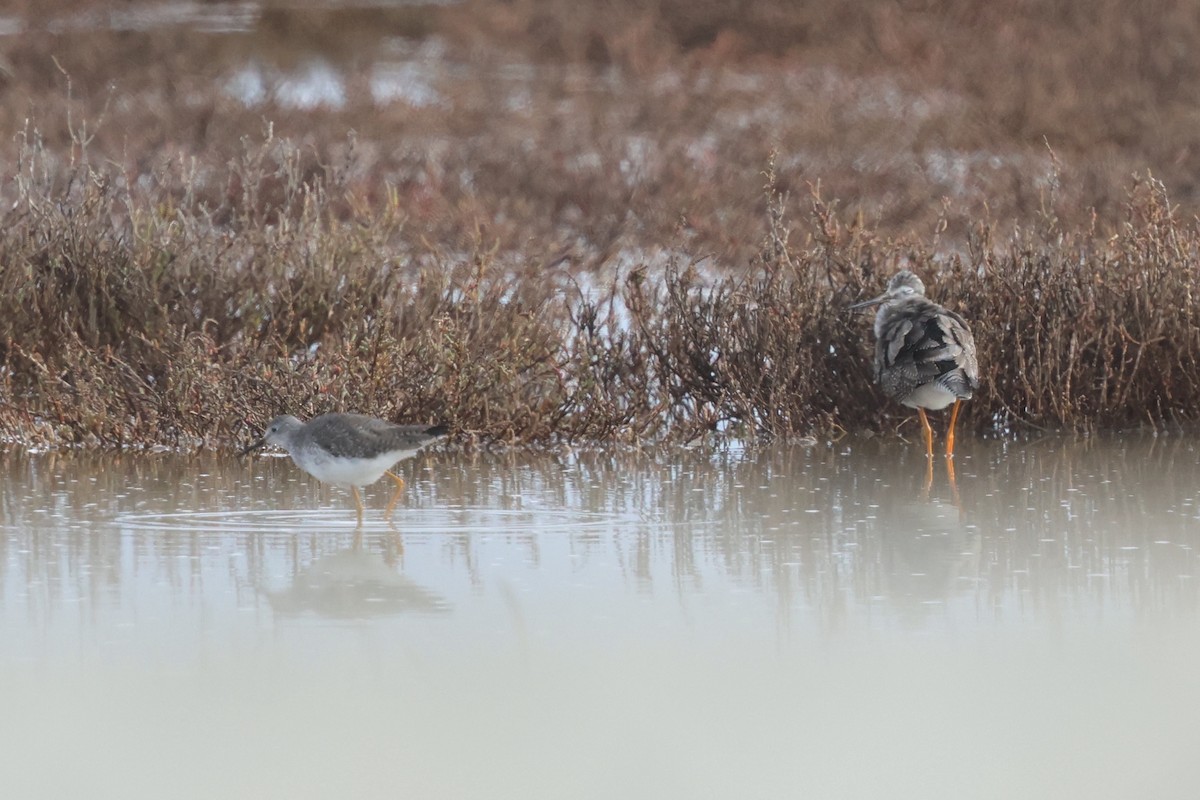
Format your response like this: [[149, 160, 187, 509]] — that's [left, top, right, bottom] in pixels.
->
[[945, 400, 962, 458], [918, 408, 934, 459], [383, 470, 406, 518]]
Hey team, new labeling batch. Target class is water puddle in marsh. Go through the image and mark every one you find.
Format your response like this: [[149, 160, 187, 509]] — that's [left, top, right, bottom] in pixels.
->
[[2, 436, 1198, 798]]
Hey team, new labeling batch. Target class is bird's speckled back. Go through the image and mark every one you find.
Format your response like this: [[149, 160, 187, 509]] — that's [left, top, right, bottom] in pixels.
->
[[293, 413, 447, 460], [872, 287, 979, 404]]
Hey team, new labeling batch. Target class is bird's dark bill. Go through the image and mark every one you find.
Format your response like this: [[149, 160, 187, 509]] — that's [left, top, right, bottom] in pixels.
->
[[848, 294, 887, 311]]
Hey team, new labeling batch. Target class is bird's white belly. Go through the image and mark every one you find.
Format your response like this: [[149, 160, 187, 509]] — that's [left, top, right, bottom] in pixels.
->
[[293, 449, 412, 488], [901, 382, 958, 411]]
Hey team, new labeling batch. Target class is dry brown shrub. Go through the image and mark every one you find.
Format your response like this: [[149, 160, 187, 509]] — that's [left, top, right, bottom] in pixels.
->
[[6, 0, 1200, 447], [4, 131, 1200, 450]]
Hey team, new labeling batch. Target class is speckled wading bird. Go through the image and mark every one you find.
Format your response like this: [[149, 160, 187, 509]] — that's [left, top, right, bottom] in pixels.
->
[[850, 270, 979, 458], [241, 413, 449, 523]]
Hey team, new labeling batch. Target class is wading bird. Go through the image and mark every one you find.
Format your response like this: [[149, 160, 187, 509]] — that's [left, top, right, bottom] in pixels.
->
[[241, 413, 448, 524], [850, 270, 978, 459]]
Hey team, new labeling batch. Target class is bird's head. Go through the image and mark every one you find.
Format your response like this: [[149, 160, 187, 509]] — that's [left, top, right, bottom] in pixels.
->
[[848, 270, 926, 311]]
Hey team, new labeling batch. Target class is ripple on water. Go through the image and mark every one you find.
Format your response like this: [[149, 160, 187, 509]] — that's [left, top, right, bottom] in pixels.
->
[[112, 506, 632, 535]]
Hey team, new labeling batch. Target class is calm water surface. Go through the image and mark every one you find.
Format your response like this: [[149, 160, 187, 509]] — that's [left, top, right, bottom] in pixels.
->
[[2, 436, 1198, 798]]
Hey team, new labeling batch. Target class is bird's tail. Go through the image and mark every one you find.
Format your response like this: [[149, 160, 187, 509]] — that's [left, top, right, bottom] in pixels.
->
[[942, 372, 975, 400]]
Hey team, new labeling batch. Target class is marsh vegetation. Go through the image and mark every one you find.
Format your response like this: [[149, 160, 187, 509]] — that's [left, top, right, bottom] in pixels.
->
[[2, 1, 1200, 448]]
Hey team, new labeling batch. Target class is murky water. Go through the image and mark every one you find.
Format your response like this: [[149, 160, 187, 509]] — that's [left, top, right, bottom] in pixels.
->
[[2, 436, 1198, 798]]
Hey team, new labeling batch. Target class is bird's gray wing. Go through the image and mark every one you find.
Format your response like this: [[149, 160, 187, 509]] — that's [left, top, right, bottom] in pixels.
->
[[379, 423, 449, 452]]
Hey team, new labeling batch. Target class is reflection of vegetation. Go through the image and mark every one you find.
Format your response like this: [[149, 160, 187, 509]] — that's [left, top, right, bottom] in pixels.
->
[[4, 4, 1200, 446], [0, 439, 1196, 631]]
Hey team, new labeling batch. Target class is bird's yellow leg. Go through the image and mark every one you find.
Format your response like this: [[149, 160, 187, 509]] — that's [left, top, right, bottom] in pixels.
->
[[922, 454, 934, 499], [351, 485, 365, 527], [918, 408, 934, 459], [384, 470, 406, 518], [945, 400, 962, 458]]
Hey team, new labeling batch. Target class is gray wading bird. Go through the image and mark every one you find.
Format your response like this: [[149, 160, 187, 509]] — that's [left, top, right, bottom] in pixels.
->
[[850, 270, 979, 458], [241, 413, 449, 523]]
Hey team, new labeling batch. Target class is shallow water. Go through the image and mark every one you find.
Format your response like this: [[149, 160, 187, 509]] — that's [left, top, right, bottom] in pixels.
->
[[2, 436, 1198, 799]]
